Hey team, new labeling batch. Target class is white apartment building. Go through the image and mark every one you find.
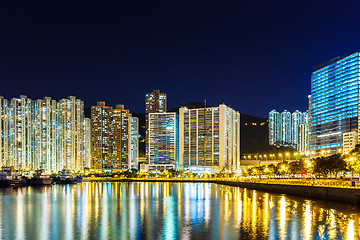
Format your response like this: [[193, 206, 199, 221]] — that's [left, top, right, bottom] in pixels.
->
[[343, 131, 358, 154], [179, 104, 240, 173]]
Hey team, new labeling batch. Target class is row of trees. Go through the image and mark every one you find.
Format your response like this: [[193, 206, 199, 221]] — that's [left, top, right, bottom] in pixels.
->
[[246, 148, 360, 178], [82, 145, 360, 179]]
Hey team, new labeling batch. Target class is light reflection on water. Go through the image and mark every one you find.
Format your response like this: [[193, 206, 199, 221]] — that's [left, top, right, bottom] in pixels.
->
[[0, 182, 358, 239]]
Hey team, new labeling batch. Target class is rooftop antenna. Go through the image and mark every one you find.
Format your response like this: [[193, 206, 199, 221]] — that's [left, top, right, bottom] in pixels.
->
[[204, 99, 207, 108], [221, 97, 225, 105]]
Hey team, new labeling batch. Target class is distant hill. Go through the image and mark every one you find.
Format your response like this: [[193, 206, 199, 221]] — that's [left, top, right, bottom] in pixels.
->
[[84, 107, 91, 118], [169, 101, 210, 113], [85, 102, 291, 157]]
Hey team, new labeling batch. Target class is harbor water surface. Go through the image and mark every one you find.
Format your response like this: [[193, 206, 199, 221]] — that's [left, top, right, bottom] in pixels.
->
[[0, 182, 359, 239]]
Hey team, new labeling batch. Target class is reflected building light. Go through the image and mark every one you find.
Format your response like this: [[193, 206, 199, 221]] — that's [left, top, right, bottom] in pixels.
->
[[163, 184, 167, 217], [327, 209, 337, 239], [279, 196, 287, 240], [204, 184, 210, 225], [263, 193, 269, 237], [120, 188, 128, 240], [225, 191, 229, 222], [251, 190, 257, 236], [42, 191, 51, 240], [16, 191, 25, 240], [235, 188, 242, 225], [129, 184, 137, 240], [140, 184, 145, 223], [81, 184, 89, 240], [185, 184, 191, 222], [243, 188, 248, 227], [303, 202, 312, 240], [347, 219, 355, 240], [162, 196, 177, 239], [65, 187, 73, 240]]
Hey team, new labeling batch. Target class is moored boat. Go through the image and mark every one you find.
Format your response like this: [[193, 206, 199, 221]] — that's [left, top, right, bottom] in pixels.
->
[[55, 169, 77, 184], [26, 170, 53, 185], [0, 167, 26, 187]]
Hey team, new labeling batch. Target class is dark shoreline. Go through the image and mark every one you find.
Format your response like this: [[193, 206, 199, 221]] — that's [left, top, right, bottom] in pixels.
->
[[82, 178, 360, 204]]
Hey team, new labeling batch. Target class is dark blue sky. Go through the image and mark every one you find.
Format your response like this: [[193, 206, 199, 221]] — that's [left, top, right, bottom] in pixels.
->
[[0, 1, 359, 117]]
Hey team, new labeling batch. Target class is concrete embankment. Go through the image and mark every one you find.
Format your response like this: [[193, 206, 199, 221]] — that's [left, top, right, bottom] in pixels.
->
[[82, 178, 360, 204]]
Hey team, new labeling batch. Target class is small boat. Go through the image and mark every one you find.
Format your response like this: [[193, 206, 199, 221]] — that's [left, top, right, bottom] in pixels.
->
[[26, 170, 53, 185], [55, 169, 77, 184], [0, 167, 26, 187]]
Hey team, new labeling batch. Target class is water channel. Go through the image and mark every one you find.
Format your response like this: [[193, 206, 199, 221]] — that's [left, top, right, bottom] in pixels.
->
[[0, 182, 358, 239]]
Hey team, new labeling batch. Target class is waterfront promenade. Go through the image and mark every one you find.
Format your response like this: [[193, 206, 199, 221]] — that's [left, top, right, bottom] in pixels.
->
[[83, 177, 360, 204]]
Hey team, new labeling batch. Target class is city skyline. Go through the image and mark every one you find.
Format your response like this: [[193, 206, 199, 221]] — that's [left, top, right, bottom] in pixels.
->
[[1, 2, 360, 240]]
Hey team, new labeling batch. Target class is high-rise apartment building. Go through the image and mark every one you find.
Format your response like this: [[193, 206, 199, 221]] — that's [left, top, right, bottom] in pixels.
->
[[147, 112, 179, 171], [58, 96, 85, 172], [145, 90, 167, 166], [145, 90, 167, 114], [343, 131, 358, 154], [291, 110, 302, 146], [91, 102, 112, 170], [84, 118, 91, 169], [311, 51, 360, 155], [179, 104, 240, 173], [269, 110, 280, 145], [110, 105, 130, 170], [280, 110, 292, 146], [129, 117, 139, 169], [0, 95, 85, 172], [269, 109, 309, 149], [297, 123, 310, 152], [91, 102, 138, 171]]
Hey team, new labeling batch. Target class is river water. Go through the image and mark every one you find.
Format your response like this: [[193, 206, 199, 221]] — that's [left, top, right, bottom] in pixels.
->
[[0, 182, 358, 239]]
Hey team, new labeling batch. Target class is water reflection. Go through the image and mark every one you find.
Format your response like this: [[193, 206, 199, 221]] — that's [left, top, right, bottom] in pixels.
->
[[0, 182, 358, 239]]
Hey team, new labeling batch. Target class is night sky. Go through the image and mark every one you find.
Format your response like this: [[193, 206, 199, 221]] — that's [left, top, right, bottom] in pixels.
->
[[1, 1, 360, 117]]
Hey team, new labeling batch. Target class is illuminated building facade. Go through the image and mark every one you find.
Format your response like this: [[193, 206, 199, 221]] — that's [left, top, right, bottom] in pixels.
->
[[269, 109, 309, 148], [291, 110, 302, 146], [343, 131, 358, 154], [269, 110, 280, 145], [145, 90, 167, 167], [91, 102, 112, 170], [84, 118, 91, 169], [311, 52, 360, 155], [145, 90, 167, 114], [91, 102, 138, 171], [129, 116, 139, 169], [179, 104, 240, 173], [110, 105, 130, 170], [147, 112, 179, 171], [0, 95, 85, 172], [297, 123, 310, 152], [280, 110, 292, 145]]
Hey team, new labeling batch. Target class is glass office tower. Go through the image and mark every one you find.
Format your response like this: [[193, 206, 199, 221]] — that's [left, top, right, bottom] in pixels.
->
[[311, 51, 360, 155]]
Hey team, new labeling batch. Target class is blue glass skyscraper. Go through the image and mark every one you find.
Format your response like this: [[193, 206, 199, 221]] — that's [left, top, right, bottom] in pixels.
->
[[310, 51, 360, 155]]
